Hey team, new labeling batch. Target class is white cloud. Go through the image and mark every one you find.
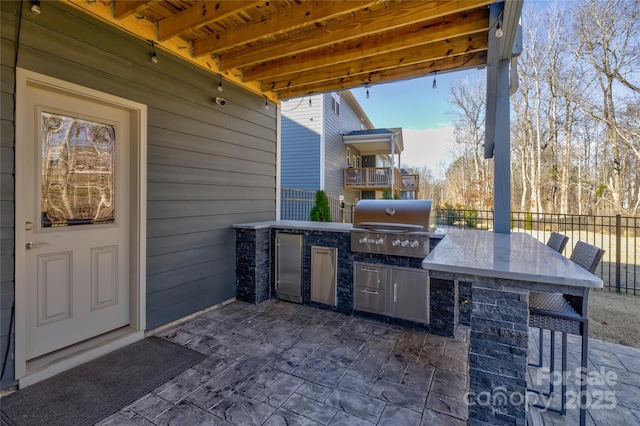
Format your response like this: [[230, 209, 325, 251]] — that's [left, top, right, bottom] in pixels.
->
[[400, 127, 457, 172]]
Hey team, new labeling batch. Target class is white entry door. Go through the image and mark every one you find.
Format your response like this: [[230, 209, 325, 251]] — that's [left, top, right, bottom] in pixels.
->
[[20, 81, 131, 360]]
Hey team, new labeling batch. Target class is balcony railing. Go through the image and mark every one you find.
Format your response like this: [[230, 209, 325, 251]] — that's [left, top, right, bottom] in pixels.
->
[[344, 167, 419, 192]]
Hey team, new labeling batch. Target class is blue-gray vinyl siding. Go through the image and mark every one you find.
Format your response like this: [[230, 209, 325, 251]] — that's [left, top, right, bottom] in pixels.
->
[[280, 94, 322, 190], [0, 1, 276, 389], [1, 1, 19, 390], [322, 93, 365, 205]]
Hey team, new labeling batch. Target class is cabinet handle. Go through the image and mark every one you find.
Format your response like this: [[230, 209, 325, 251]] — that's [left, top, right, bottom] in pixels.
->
[[275, 242, 279, 289], [393, 282, 397, 303], [314, 249, 334, 254], [361, 289, 379, 295], [361, 267, 379, 273]]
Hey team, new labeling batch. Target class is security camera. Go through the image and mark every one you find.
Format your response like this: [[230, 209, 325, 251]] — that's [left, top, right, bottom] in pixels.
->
[[30, 0, 41, 14], [215, 96, 227, 107]]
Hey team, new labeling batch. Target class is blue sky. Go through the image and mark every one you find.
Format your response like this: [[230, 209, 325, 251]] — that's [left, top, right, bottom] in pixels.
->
[[350, 69, 480, 129], [349, 68, 483, 172]]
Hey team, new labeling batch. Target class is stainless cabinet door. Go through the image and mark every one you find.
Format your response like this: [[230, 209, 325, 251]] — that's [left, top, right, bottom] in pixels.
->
[[389, 268, 429, 323], [275, 233, 303, 303], [311, 246, 337, 306]]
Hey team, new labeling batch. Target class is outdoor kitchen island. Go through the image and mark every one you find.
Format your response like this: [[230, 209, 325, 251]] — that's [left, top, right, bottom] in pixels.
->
[[234, 220, 461, 336], [421, 228, 603, 426]]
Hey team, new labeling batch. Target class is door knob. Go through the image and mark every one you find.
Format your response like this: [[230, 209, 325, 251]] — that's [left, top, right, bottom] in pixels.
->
[[26, 241, 49, 250]]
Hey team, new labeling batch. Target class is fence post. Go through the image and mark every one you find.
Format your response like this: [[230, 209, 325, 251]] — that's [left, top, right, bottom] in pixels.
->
[[616, 214, 621, 293]]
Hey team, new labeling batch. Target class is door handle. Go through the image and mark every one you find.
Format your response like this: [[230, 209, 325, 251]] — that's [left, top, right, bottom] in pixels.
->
[[26, 241, 49, 250], [361, 289, 379, 295], [394, 282, 397, 303]]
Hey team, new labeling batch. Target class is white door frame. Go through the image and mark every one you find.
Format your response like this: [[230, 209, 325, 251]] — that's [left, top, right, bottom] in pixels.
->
[[14, 69, 147, 385]]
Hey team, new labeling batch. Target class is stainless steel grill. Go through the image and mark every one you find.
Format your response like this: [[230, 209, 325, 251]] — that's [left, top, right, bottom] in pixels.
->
[[350, 200, 433, 258]]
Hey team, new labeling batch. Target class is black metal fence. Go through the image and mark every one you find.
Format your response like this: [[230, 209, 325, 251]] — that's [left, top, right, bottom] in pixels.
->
[[281, 188, 354, 224], [278, 194, 639, 294], [436, 208, 639, 295]]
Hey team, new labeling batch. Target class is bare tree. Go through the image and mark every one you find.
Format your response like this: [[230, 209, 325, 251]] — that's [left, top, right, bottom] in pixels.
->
[[575, 0, 640, 213], [446, 76, 492, 208], [439, 0, 640, 216]]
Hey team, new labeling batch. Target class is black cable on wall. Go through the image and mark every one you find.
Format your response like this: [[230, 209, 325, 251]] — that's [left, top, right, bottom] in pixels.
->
[[1, 0, 24, 383]]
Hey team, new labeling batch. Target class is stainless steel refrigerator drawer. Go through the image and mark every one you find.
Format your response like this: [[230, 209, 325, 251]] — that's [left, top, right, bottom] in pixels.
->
[[354, 286, 386, 314], [353, 263, 387, 290]]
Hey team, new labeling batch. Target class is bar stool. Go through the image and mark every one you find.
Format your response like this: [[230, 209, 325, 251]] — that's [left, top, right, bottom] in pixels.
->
[[546, 231, 569, 254], [528, 241, 604, 426], [529, 232, 569, 369]]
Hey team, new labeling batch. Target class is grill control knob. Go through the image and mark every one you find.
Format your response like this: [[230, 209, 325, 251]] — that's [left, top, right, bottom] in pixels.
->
[[359, 237, 368, 244], [400, 240, 409, 248], [375, 238, 384, 245], [409, 240, 419, 248], [391, 239, 401, 247]]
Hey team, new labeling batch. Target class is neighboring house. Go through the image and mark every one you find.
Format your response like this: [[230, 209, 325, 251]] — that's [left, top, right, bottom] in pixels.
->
[[281, 91, 371, 206], [280, 91, 419, 212]]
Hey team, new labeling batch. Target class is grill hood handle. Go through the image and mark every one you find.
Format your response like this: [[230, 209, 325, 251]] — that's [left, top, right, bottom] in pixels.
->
[[355, 222, 424, 233]]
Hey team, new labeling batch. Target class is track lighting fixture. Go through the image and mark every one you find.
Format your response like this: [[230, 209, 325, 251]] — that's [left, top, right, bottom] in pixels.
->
[[432, 71, 437, 89], [214, 96, 227, 107], [309, 98, 312, 107], [365, 83, 370, 99], [218, 74, 223, 92], [264, 96, 270, 110], [150, 41, 158, 64], [30, 0, 41, 15]]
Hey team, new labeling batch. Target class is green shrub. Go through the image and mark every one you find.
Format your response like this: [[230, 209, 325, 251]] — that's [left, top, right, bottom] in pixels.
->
[[438, 202, 456, 226], [310, 190, 332, 222], [464, 210, 478, 229], [525, 211, 533, 231]]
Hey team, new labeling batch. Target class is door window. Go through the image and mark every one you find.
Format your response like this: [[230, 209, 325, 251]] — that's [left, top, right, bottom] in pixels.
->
[[41, 112, 115, 227]]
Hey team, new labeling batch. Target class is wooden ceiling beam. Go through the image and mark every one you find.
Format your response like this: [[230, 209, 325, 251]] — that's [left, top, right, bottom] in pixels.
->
[[275, 52, 487, 99], [243, 8, 489, 82], [261, 34, 487, 91], [219, 0, 494, 70], [157, 1, 262, 42], [62, 0, 277, 101], [191, 1, 380, 57], [112, 0, 152, 19]]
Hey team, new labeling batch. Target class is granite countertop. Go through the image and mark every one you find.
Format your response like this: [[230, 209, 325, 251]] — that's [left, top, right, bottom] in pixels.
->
[[422, 228, 603, 288], [233, 221, 447, 239], [233, 220, 354, 232]]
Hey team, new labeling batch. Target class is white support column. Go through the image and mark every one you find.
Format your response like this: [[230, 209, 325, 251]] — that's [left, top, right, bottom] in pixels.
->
[[275, 103, 282, 220], [485, 1, 513, 234], [390, 138, 395, 193], [494, 59, 511, 234]]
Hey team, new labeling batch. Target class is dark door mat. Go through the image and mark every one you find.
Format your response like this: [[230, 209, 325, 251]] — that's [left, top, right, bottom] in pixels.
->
[[0, 336, 206, 426]]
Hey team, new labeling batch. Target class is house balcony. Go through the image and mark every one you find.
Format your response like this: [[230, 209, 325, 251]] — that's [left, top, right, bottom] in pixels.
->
[[344, 167, 419, 193]]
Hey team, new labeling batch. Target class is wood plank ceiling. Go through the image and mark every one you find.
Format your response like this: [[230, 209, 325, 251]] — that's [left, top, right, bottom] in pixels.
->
[[64, 0, 497, 101]]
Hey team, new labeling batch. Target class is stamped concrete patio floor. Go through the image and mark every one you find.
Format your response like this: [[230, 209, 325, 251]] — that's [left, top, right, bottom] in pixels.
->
[[96, 299, 640, 426], [98, 299, 470, 426], [528, 330, 640, 426]]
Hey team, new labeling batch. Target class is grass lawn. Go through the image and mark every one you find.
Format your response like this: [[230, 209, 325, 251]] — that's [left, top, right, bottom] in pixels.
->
[[589, 289, 640, 347]]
